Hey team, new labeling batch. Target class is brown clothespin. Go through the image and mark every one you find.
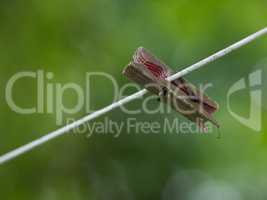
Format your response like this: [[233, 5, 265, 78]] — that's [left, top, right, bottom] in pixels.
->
[[123, 47, 219, 130]]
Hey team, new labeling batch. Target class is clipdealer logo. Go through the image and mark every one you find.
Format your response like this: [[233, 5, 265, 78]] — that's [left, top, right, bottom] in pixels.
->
[[4, 68, 264, 133], [227, 70, 262, 131]]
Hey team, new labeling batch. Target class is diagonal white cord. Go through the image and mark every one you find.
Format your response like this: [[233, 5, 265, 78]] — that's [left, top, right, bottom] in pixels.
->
[[0, 27, 266, 165]]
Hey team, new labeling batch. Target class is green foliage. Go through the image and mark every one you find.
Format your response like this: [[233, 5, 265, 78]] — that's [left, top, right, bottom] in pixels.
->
[[0, 0, 267, 199]]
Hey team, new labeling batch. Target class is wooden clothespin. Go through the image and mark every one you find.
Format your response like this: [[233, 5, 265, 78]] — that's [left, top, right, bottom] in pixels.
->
[[123, 47, 219, 130]]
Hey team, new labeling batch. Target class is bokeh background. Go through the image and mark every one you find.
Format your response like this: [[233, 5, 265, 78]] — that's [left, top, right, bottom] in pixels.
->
[[0, 0, 267, 199]]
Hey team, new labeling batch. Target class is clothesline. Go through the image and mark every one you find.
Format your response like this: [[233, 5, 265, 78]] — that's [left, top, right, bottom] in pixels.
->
[[0, 27, 266, 165]]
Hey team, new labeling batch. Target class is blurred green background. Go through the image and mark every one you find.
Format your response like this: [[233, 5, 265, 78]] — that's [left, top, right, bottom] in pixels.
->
[[0, 0, 267, 199]]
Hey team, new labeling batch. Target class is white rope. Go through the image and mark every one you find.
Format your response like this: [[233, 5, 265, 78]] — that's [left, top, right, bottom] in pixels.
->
[[0, 27, 266, 165]]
